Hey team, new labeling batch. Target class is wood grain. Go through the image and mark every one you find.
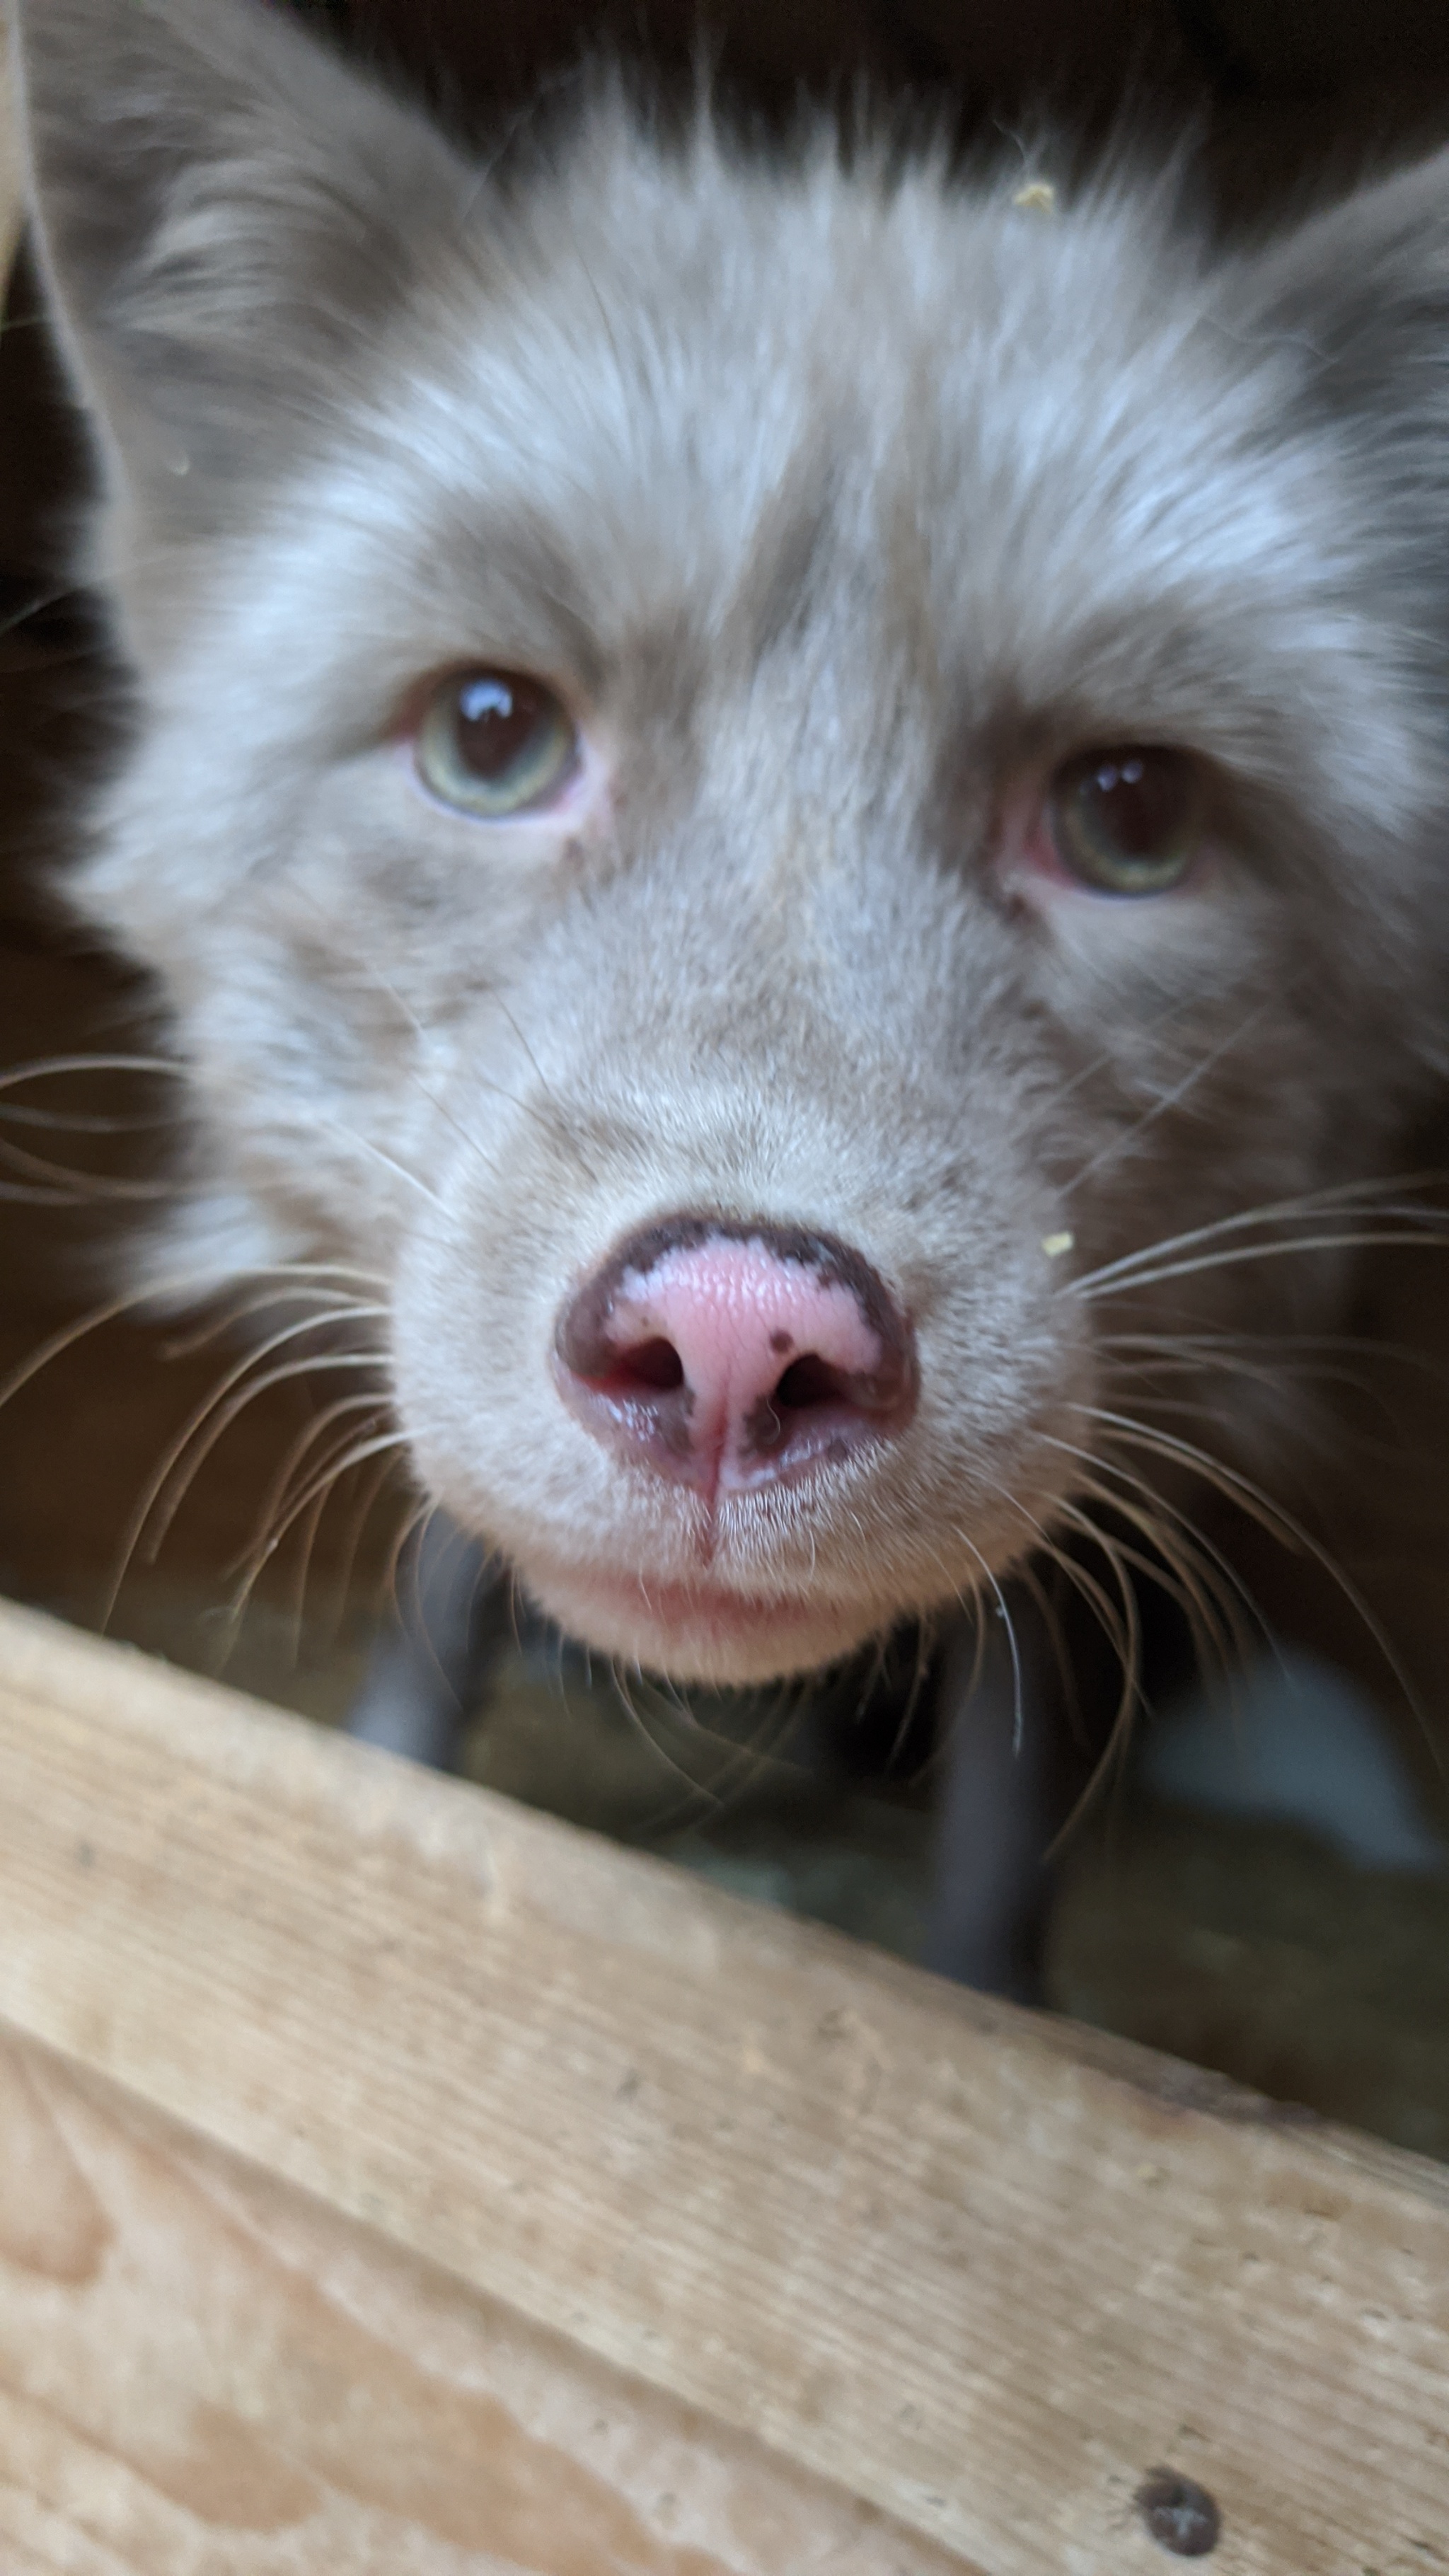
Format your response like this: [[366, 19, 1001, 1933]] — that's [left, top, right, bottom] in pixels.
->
[[0, 2020, 962, 2574], [1, 1600, 1448, 2571]]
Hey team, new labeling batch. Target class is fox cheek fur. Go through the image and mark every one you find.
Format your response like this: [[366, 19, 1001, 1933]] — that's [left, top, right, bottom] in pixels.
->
[[16, 0, 1449, 1685]]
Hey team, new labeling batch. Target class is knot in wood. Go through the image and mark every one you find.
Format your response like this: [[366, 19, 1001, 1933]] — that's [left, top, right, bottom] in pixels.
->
[[1135, 2466, 1221, 2556]]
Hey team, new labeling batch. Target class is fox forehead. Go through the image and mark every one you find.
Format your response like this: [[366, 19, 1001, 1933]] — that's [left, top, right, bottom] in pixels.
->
[[366, 154, 1304, 596], [183, 127, 1369, 814]]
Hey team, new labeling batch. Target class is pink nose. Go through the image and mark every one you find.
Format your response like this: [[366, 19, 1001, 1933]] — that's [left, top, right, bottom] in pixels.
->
[[554, 1215, 916, 1496]]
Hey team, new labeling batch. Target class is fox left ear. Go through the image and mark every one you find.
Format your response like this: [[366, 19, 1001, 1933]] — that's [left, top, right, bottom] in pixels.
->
[[11, 0, 475, 545]]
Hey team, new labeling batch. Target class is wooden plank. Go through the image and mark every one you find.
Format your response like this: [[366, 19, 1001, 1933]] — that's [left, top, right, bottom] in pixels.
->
[[0, 2020, 960, 2574], [0, 1597, 1446, 2572]]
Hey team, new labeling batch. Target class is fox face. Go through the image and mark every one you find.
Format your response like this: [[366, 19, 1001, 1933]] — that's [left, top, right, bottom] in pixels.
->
[[18, 0, 1449, 1682]]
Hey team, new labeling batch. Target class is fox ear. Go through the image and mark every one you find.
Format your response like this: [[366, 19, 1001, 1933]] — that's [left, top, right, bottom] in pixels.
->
[[13, 0, 472, 536], [1247, 146, 1449, 571]]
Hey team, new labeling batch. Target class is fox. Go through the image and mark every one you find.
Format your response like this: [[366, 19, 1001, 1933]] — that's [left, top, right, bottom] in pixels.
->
[[12, 0, 1449, 1978]]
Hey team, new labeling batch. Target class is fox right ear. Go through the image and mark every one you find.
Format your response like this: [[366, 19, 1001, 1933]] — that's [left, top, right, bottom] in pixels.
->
[[1243, 144, 1449, 591], [12, 0, 474, 538]]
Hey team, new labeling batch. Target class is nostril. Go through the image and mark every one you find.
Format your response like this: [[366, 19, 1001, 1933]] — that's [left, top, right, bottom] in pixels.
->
[[773, 1353, 845, 1411], [609, 1336, 685, 1394], [749, 1345, 905, 1460]]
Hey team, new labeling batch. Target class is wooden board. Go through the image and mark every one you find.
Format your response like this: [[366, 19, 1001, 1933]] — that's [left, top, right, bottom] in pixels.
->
[[0, 2022, 964, 2575], [0, 1600, 1448, 2572]]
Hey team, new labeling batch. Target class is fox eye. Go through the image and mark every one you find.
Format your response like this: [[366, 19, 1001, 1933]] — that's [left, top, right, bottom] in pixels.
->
[[415, 669, 577, 817], [1047, 746, 1201, 894]]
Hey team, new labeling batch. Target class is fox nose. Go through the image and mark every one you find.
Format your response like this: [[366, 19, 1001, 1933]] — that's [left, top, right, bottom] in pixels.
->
[[554, 1215, 917, 1495]]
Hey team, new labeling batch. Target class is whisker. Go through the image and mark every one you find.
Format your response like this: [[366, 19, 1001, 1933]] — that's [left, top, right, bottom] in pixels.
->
[[1075, 1225, 1449, 1303], [1029, 962, 1231, 1142], [316, 1118, 443, 1208], [1069, 1169, 1447, 1299], [950, 1527, 1025, 1755], [104, 1336, 388, 1626], [156, 1273, 386, 1361], [279, 1409, 403, 1668], [1059, 999, 1272, 1203], [0, 1051, 191, 1120], [317, 1442, 412, 1659], [1010, 1555, 1086, 1750], [1066, 1471, 1254, 1680], [0, 1263, 383, 1423], [371, 1494, 437, 1635], [1099, 1324, 1449, 1378], [225, 1430, 411, 1627], [1038, 1498, 1143, 1854], [229, 1385, 396, 1586], [0, 1130, 180, 1201], [488, 992, 601, 1184], [608, 1659, 726, 1816], [1097, 1329, 1447, 1439], [1044, 1427, 1281, 1663], [980, 1477, 1134, 1679], [296, 930, 591, 1189], [1066, 1400, 1438, 1773], [627, 1680, 797, 1836]]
